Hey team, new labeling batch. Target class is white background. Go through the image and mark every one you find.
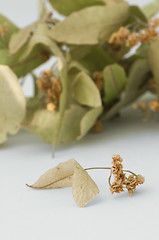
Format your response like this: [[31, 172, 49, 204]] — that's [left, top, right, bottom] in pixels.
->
[[0, 1, 159, 240]]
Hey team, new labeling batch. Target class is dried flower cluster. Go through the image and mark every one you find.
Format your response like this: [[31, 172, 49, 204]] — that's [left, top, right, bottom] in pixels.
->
[[109, 18, 159, 47], [0, 23, 8, 36], [37, 70, 62, 111], [110, 155, 145, 196], [132, 99, 159, 121]]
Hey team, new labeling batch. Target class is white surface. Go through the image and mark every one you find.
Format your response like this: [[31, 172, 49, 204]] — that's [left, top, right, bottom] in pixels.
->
[[0, 0, 159, 240]]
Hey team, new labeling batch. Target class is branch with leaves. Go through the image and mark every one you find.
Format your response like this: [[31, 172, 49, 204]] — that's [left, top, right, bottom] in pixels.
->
[[1, 0, 159, 147], [27, 155, 145, 207]]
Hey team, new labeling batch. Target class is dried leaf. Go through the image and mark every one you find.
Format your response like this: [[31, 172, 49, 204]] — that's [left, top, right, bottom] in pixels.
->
[[72, 72, 102, 107], [0, 14, 19, 49], [0, 65, 26, 144], [142, 0, 159, 18], [50, 3, 129, 45], [103, 64, 127, 105], [104, 59, 150, 120], [27, 159, 75, 189], [125, 6, 147, 28], [72, 162, 99, 207], [148, 39, 159, 96], [79, 107, 103, 139], [9, 22, 37, 55], [23, 105, 87, 143], [79, 45, 115, 73], [102, 0, 123, 4], [48, 0, 104, 16], [0, 47, 49, 78], [27, 159, 99, 207]]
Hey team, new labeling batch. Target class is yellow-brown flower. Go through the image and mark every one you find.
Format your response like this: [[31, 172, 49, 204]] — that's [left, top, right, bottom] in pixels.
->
[[125, 175, 138, 196], [109, 27, 130, 46], [136, 175, 145, 185], [37, 70, 53, 92], [110, 181, 124, 194], [126, 33, 140, 47]]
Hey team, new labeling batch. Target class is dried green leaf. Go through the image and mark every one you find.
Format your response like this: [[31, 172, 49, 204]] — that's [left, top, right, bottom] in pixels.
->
[[125, 6, 148, 29], [0, 47, 49, 78], [142, 0, 159, 18], [102, 0, 123, 4], [0, 65, 26, 144], [72, 162, 99, 207], [148, 39, 159, 96], [79, 107, 103, 139], [50, 3, 129, 45], [48, 0, 104, 16], [72, 72, 102, 107], [0, 14, 19, 49], [103, 64, 127, 105], [23, 105, 87, 143], [104, 59, 150, 120], [9, 22, 37, 55], [27, 159, 75, 189]]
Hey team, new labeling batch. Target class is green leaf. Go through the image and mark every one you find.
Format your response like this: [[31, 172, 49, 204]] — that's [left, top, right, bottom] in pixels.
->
[[0, 14, 19, 49], [126, 5, 147, 27], [104, 59, 150, 120], [0, 65, 26, 144], [0, 46, 49, 78], [142, 0, 159, 18], [102, 0, 124, 4], [48, 0, 104, 16], [38, 0, 48, 20], [50, 3, 129, 45], [79, 45, 115, 73], [79, 107, 103, 139], [23, 105, 87, 143], [72, 71, 102, 107], [148, 39, 159, 96], [9, 22, 37, 55], [103, 64, 127, 105]]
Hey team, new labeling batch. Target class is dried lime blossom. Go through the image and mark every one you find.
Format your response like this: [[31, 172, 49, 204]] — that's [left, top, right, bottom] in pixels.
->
[[108, 27, 130, 46], [109, 155, 145, 196], [37, 70, 62, 111], [109, 18, 159, 48]]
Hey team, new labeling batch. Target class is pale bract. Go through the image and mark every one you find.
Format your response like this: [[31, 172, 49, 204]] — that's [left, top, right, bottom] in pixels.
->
[[0, 65, 26, 144]]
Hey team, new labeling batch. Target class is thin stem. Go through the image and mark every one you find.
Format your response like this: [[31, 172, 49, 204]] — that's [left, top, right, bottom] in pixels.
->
[[85, 167, 137, 177], [123, 170, 137, 177], [130, 14, 149, 28], [85, 167, 111, 171], [108, 170, 112, 187]]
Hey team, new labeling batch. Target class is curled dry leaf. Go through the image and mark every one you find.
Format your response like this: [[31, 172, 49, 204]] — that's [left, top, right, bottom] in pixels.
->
[[0, 65, 26, 144], [27, 159, 75, 189], [27, 159, 99, 207]]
